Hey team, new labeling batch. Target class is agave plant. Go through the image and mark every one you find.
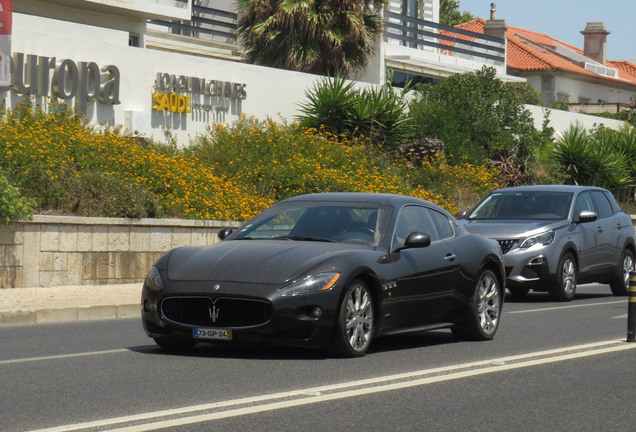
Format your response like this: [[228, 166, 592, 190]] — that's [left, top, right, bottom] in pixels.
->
[[298, 75, 413, 149], [554, 123, 634, 193], [297, 76, 356, 136]]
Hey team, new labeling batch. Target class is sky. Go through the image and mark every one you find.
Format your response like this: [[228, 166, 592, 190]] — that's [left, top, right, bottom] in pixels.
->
[[455, 0, 636, 61]]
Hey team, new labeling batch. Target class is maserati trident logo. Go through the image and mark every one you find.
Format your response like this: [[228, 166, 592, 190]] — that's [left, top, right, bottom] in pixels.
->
[[209, 305, 220, 323], [212, 284, 221, 291]]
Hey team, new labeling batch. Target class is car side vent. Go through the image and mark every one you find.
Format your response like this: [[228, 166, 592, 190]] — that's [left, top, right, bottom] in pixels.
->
[[497, 239, 518, 254]]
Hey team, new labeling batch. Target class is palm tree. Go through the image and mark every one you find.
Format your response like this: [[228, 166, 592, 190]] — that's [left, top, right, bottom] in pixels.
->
[[236, 0, 385, 76]]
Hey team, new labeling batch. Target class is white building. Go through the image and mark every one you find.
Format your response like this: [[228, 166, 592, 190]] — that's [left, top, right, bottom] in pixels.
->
[[0, 0, 624, 145]]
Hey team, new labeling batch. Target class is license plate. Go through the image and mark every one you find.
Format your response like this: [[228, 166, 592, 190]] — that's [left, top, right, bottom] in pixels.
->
[[193, 328, 232, 340]]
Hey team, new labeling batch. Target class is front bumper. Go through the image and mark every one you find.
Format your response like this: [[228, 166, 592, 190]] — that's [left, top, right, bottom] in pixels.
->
[[141, 280, 342, 349], [502, 245, 559, 290]]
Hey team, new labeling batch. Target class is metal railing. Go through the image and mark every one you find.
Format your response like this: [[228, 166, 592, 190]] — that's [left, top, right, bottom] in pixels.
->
[[385, 11, 506, 65], [150, 2, 237, 44]]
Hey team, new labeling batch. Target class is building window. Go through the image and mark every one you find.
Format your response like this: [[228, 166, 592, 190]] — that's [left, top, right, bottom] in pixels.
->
[[129, 33, 140, 47]]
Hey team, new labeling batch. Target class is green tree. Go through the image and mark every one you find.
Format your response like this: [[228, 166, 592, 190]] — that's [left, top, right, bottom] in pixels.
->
[[236, 0, 385, 76], [439, 0, 475, 26], [409, 67, 544, 168]]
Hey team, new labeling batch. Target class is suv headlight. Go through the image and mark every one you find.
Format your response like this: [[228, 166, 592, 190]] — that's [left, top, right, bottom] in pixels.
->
[[145, 266, 164, 291], [278, 272, 341, 296], [519, 230, 555, 249]]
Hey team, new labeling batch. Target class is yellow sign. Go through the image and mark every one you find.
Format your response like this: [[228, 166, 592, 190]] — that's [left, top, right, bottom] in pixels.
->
[[152, 92, 192, 113]]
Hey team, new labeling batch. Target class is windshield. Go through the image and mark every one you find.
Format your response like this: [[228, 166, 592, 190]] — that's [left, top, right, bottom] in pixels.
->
[[231, 201, 391, 246], [468, 191, 573, 220]]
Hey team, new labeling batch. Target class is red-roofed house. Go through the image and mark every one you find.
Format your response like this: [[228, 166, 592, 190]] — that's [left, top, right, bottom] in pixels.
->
[[456, 18, 636, 113]]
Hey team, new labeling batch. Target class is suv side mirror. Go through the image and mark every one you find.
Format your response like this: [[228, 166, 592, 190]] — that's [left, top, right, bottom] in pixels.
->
[[454, 209, 467, 220], [218, 227, 234, 240], [576, 210, 598, 223]]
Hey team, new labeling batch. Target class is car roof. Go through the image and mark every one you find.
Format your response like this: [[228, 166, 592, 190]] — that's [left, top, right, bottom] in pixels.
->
[[491, 185, 609, 194], [281, 192, 444, 211]]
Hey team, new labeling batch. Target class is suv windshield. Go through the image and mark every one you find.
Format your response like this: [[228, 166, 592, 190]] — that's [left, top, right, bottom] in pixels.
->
[[231, 202, 391, 246], [468, 191, 574, 220]]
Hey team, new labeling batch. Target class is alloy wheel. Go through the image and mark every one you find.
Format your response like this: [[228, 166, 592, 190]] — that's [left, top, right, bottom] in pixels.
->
[[622, 254, 634, 289], [344, 284, 373, 353], [562, 258, 576, 296], [476, 273, 500, 336]]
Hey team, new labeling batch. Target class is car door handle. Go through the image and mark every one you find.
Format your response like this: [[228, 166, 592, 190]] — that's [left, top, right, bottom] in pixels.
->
[[596, 227, 603, 233], [444, 254, 456, 262]]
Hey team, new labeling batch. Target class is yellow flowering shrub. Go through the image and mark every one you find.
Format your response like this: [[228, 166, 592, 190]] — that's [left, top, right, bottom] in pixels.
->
[[188, 116, 435, 202], [0, 102, 271, 220], [0, 102, 504, 221]]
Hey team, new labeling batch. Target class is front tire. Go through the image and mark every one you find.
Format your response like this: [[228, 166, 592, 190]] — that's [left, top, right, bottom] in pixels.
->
[[609, 249, 634, 296], [550, 252, 577, 301], [453, 269, 502, 341], [330, 279, 374, 357]]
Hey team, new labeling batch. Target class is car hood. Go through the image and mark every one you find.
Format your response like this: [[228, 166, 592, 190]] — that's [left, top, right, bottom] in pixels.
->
[[166, 240, 370, 284], [461, 219, 567, 239]]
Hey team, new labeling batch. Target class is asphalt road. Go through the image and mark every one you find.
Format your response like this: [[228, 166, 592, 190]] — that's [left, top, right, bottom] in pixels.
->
[[1, 284, 635, 432]]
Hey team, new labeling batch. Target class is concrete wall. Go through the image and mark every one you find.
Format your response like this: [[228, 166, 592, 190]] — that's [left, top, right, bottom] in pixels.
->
[[0, 216, 240, 289], [525, 104, 628, 136], [6, 12, 334, 146]]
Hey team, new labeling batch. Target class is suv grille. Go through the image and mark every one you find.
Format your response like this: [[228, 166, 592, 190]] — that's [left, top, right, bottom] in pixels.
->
[[161, 296, 271, 328], [497, 239, 518, 254]]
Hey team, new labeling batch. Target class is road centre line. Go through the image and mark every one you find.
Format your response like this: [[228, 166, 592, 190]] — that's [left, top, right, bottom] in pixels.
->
[[25, 339, 636, 432], [0, 348, 128, 365], [507, 299, 626, 314]]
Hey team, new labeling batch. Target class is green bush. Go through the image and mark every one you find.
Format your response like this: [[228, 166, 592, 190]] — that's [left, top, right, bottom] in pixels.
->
[[409, 66, 543, 166], [0, 174, 34, 225]]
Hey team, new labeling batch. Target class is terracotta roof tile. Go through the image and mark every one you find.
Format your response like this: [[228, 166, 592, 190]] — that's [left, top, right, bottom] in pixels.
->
[[455, 19, 636, 86]]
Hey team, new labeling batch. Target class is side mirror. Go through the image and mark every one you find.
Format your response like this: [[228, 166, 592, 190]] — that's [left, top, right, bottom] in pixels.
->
[[576, 210, 598, 223], [218, 227, 234, 240], [404, 232, 431, 248], [454, 209, 467, 220]]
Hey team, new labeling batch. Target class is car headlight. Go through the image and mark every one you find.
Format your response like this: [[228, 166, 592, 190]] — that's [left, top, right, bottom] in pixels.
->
[[277, 272, 341, 296], [145, 266, 164, 291], [519, 230, 555, 249]]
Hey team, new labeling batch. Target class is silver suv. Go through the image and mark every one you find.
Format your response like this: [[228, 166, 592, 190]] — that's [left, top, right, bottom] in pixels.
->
[[457, 185, 635, 301]]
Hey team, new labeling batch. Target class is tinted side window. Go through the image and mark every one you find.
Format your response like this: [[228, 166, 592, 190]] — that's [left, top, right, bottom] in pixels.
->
[[602, 191, 622, 214], [591, 191, 613, 219], [395, 205, 439, 243], [428, 209, 454, 240], [573, 192, 595, 215]]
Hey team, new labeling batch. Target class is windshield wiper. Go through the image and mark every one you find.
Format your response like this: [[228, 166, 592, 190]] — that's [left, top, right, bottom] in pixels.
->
[[274, 235, 334, 242]]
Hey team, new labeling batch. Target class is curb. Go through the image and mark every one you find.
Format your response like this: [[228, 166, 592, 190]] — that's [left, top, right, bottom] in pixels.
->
[[0, 304, 140, 326]]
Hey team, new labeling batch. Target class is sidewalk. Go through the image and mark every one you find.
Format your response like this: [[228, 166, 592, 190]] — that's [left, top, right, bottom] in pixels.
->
[[0, 283, 142, 325]]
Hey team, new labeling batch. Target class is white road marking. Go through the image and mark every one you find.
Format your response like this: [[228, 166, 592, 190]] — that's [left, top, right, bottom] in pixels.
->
[[507, 300, 626, 314], [612, 314, 628, 319], [0, 349, 128, 365], [24, 339, 636, 432]]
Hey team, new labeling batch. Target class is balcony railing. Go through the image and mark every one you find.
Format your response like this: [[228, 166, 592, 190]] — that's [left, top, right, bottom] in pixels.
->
[[150, 3, 237, 46], [385, 11, 506, 65]]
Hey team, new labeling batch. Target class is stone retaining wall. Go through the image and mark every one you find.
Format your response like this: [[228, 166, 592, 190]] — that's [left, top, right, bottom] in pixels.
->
[[1, 215, 635, 289], [0, 216, 240, 288]]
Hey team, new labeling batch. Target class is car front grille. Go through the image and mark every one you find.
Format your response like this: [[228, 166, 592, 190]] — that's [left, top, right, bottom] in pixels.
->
[[497, 239, 518, 254], [161, 296, 271, 328]]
